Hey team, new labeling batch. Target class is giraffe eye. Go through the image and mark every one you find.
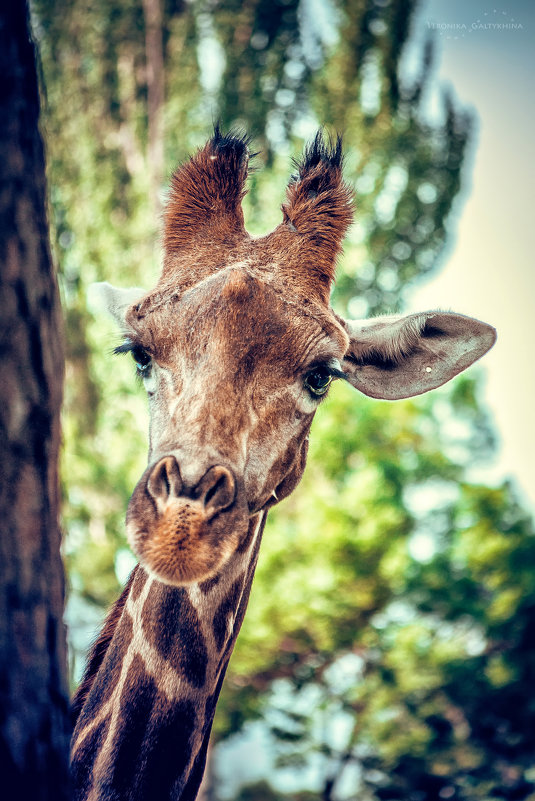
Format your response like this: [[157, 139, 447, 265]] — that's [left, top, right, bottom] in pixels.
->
[[304, 366, 332, 397], [131, 345, 151, 375]]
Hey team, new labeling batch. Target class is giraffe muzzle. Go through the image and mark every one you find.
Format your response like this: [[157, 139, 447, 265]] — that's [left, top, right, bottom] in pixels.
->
[[125, 455, 248, 586]]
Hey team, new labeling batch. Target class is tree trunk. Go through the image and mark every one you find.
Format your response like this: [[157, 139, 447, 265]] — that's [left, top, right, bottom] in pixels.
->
[[0, 2, 70, 797]]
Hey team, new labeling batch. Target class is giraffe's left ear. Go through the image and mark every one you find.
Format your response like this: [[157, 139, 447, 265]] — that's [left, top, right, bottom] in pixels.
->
[[341, 311, 496, 400], [88, 282, 146, 328]]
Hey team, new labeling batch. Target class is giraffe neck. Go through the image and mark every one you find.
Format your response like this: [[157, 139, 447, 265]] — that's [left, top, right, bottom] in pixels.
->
[[71, 511, 267, 801]]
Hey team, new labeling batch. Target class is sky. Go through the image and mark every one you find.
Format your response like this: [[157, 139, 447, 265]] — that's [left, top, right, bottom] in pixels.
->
[[405, 0, 535, 513]]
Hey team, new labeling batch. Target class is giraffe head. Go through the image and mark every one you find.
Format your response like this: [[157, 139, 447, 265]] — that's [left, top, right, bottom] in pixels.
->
[[94, 128, 495, 587]]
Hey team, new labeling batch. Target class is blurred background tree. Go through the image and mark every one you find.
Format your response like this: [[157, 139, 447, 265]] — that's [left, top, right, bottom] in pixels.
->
[[31, 0, 535, 798]]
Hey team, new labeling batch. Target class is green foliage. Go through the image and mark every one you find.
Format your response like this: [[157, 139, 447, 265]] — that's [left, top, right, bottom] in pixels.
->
[[234, 781, 318, 801], [32, 0, 535, 798]]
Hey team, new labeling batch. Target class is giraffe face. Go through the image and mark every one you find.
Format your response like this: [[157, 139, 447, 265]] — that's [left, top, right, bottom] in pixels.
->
[[95, 129, 495, 587], [119, 266, 349, 586]]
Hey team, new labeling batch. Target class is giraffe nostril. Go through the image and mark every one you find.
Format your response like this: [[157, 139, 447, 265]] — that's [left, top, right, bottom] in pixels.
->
[[147, 455, 183, 502], [204, 476, 224, 506], [195, 466, 236, 518]]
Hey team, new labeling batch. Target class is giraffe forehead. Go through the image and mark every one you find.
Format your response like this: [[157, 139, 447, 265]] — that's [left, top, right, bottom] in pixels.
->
[[136, 267, 348, 369]]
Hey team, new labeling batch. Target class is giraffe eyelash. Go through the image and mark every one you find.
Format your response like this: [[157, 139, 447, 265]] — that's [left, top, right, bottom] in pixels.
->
[[114, 340, 133, 356], [114, 339, 152, 376]]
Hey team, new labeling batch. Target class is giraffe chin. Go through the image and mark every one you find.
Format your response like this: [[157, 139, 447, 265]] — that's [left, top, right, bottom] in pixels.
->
[[126, 496, 248, 586]]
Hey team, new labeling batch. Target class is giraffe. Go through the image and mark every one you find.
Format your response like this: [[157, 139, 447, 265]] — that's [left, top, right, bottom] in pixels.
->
[[70, 128, 496, 800]]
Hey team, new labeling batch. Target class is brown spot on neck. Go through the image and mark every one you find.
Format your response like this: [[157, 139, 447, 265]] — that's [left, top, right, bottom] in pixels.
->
[[199, 574, 221, 594], [212, 577, 244, 652], [141, 583, 208, 689], [130, 565, 147, 602]]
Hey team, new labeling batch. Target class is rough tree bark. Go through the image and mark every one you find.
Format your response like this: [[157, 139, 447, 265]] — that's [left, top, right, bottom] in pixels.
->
[[0, 2, 70, 797]]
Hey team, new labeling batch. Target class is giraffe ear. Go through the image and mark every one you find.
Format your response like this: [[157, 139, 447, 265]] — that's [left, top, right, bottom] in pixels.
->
[[88, 282, 146, 328], [341, 311, 496, 400]]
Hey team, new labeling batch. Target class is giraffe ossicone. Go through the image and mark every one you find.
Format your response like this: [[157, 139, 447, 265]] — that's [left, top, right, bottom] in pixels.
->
[[72, 127, 496, 800]]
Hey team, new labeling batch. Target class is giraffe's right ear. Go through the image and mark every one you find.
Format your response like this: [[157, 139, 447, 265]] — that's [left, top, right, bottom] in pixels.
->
[[88, 282, 146, 328]]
